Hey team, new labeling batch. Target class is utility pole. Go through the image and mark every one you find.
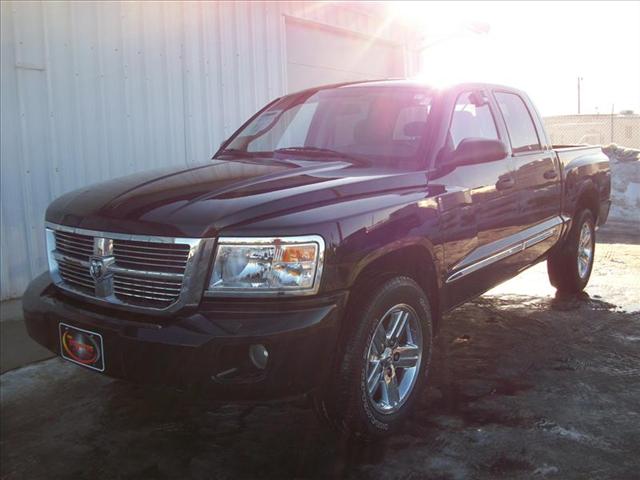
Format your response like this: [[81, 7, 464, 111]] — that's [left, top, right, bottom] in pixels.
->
[[611, 104, 615, 144], [577, 76, 583, 114]]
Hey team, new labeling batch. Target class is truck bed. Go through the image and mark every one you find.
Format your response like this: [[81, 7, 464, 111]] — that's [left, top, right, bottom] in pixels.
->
[[552, 144, 611, 227]]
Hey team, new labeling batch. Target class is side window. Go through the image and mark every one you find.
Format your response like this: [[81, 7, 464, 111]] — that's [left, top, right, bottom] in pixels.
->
[[449, 92, 499, 149], [494, 92, 541, 153]]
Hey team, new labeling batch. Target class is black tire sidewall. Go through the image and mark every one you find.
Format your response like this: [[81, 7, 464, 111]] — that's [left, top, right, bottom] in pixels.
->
[[548, 209, 596, 293]]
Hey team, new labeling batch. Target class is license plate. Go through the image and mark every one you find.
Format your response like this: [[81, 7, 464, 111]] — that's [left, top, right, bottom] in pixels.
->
[[59, 323, 105, 372]]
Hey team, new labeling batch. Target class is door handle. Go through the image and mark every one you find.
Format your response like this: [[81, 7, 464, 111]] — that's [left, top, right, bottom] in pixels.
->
[[496, 176, 515, 190], [543, 169, 558, 180]]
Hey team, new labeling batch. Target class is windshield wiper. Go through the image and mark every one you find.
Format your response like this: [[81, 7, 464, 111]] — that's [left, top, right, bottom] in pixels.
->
[[214, 148, 303, 167], [274, 147, 370, 166], [216, 148, 254, 157]]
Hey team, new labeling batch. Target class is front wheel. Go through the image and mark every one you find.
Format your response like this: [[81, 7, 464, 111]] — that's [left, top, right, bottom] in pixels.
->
[[547, 209, 596, 293], [312, 276, 433, 440]]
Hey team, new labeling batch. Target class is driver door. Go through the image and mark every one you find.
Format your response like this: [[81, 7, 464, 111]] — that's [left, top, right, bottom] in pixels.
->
[[435, 89, 521, 309]]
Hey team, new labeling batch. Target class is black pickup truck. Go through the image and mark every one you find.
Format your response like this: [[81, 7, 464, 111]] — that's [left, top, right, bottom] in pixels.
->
[[24, 80, 611, 439]]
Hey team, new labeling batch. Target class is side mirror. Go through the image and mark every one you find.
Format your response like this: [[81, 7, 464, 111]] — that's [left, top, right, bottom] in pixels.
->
[[451, 138, 508, 166]]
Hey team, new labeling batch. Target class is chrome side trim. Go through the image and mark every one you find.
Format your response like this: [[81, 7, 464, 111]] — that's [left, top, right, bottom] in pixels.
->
[[523, 228, 555, 249], [46, 223, 215, 314], [446, 223, 562, 284], [446, 244, 523, 283], [205, 235, 326, 297], [559, 214, 572, 238]]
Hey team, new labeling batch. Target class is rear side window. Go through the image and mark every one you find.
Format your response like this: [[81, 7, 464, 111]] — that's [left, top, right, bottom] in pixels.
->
[[449, 91, 499, 149], [494, 92, 541, 153]]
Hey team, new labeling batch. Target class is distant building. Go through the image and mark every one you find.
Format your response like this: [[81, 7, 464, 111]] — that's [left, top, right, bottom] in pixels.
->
[[0, 1, 423, 299], [544, 114, 640, 149]]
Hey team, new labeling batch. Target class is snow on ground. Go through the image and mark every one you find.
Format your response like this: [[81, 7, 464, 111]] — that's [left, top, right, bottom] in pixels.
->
[[488, 243, 640, 313], [606, 149, 640, 222]]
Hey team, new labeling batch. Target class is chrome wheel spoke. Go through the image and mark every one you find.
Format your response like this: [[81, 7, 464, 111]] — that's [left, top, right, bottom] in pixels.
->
[[383, 373, 400, 408], [386, 310, 408, 343], [367, 361, 383, 395], [371, 325, 386, 355], [577, 222, 593, 278], [394, 344, 420, 368]]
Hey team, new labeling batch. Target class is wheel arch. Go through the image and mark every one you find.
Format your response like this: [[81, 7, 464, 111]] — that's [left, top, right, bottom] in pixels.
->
[[346, 241, 442, 331], [575, 182, 600, 222]]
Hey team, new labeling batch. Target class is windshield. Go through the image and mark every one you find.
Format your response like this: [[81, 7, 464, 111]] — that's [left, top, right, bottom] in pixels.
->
[[221, 87, 433, 167]]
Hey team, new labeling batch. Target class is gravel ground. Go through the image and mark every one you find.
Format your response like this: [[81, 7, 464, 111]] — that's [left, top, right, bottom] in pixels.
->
[[1, 242, 639, 480]]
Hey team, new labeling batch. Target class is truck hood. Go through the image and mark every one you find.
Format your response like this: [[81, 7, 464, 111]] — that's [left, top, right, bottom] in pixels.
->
[[46, 158, 423, 237]]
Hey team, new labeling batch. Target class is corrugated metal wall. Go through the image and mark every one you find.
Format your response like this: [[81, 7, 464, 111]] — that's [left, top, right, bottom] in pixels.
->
[[0, 1, 418, 300]]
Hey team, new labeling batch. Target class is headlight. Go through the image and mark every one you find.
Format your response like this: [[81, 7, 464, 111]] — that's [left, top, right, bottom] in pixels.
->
[[207, 236, 325, 296]]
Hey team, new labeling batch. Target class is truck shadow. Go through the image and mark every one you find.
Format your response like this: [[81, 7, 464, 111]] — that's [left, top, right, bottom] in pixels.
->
[[88, 291, 638, 479]]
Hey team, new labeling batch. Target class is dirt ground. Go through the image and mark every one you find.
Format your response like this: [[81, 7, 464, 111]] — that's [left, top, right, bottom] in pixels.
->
[[1, 239, 639, 480]]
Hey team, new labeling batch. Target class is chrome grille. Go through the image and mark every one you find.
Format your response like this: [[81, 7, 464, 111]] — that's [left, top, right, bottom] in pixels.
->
[[54, 231, 96, 293], [46, 224, 211, 313], [112, 239, 189, 274], [113, 273, 183, 306], [54, 231, 94, 260], [58, 259, 96, 293]]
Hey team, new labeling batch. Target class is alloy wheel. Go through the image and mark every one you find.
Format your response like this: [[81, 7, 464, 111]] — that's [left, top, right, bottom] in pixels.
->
[[364, 304, 423, 414], [577, 221, 593, 279]]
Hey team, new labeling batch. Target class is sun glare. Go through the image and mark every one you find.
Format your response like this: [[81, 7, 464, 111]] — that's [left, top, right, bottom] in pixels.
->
[[387, 1, 640, 115], [387, 1, 496, 86]]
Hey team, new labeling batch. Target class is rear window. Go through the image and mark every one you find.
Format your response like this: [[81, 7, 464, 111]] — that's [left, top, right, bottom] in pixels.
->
[[494, 92, 541, 153]]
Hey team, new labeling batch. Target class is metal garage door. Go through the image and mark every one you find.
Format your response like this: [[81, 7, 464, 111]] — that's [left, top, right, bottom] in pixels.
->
[[285, 19, 404, 93]]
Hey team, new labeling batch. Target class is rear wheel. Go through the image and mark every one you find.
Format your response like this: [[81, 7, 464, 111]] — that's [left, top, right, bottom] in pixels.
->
[[312, 276, 433, 440], [547, 209, 596, 293]]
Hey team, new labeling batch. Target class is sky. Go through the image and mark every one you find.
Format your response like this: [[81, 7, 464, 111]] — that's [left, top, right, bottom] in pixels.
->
[[391, 1, 640, 116]]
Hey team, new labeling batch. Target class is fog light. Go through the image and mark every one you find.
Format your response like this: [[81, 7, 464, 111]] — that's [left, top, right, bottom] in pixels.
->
[[249, 344, 269, 370]]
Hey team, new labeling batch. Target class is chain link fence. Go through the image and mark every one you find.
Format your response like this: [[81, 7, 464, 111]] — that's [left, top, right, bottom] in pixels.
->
[[543, 113, 640, 158], [543, 114, 640, 224]]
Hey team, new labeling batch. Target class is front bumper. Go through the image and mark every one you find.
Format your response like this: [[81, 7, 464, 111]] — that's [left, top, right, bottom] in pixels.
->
[[23, 273, 347, 400]]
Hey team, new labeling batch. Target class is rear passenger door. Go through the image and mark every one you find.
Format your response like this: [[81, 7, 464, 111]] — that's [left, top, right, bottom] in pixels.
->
[[493, 91, 562, 265]]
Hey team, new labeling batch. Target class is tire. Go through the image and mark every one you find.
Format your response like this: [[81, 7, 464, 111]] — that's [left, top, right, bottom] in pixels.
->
[[547, 209, 596, 293], [312, 276, 433, 440]]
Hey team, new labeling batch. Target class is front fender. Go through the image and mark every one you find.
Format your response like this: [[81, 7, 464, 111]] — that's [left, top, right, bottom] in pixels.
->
[[328, 194, 442, 293], [347, 237, 439, 288]]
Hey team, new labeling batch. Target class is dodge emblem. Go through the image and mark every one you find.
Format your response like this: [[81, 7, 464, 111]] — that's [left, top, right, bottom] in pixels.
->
[[89, 258, 105, 280]]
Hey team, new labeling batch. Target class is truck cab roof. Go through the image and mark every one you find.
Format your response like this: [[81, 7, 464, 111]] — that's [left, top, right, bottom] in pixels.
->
[[293, 78, 528, 97]]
